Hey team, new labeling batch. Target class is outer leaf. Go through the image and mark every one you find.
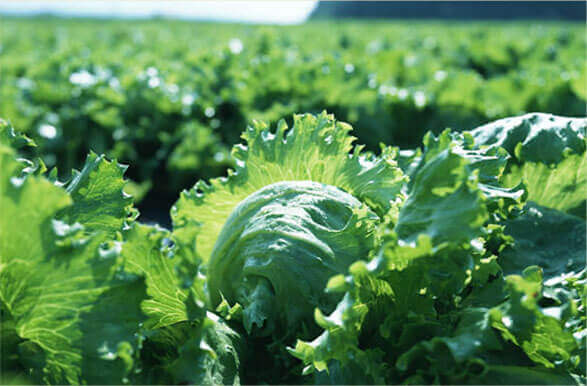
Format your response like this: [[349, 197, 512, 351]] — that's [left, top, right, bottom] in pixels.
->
[[0, 119, 35, 149], [121, 223, 205, 329], [164, 313, 242, 385], [118, 223, 243, 385], [470, 113, 586, 216], [137, 312, 242, 385], [171, 111, 406, 262], [470, 113, 586, 164], [395, 147, 487, 245], [501, 153, 586, 216], [60, 152, 135, 234], [398, 129, 525, 245], [490, 267, 582, 374], [0, 142, 143, 384], [499, 202, 586, 280]]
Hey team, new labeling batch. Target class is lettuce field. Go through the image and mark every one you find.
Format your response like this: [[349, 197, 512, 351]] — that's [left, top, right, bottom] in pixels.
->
[[0, 17, 586, 385]]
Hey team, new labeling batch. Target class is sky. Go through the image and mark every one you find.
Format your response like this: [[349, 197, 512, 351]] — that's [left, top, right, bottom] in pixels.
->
[[0, 1, 318, 24]]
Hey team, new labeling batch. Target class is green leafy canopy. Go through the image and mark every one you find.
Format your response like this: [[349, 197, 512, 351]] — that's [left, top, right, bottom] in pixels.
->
[[1, 112, 585, 385]]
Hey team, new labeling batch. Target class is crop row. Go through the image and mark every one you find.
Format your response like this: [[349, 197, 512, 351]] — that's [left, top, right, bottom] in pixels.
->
[[1, 19, 584, 204]]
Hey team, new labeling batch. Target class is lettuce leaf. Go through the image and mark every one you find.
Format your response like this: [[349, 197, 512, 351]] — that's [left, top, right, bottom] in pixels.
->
[[0, 127, 143, 384]]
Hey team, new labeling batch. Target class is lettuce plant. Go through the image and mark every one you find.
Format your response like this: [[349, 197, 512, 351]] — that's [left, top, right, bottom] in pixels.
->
[[0, 112, 585, 385], [172, 113, 406, 337]]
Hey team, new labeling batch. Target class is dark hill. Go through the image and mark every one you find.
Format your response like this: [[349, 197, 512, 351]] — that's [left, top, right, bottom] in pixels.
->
[[310, 1, 586, 21]]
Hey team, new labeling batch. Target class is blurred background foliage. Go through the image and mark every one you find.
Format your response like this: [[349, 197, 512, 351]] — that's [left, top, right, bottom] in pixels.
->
[[0, 17, 584, 222]]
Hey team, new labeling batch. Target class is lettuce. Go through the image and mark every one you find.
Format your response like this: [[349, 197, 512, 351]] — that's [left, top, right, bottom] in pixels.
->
[[1, 113, 585, 384], [172, 112, 406, 338], [0, 120, 242, 385]]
